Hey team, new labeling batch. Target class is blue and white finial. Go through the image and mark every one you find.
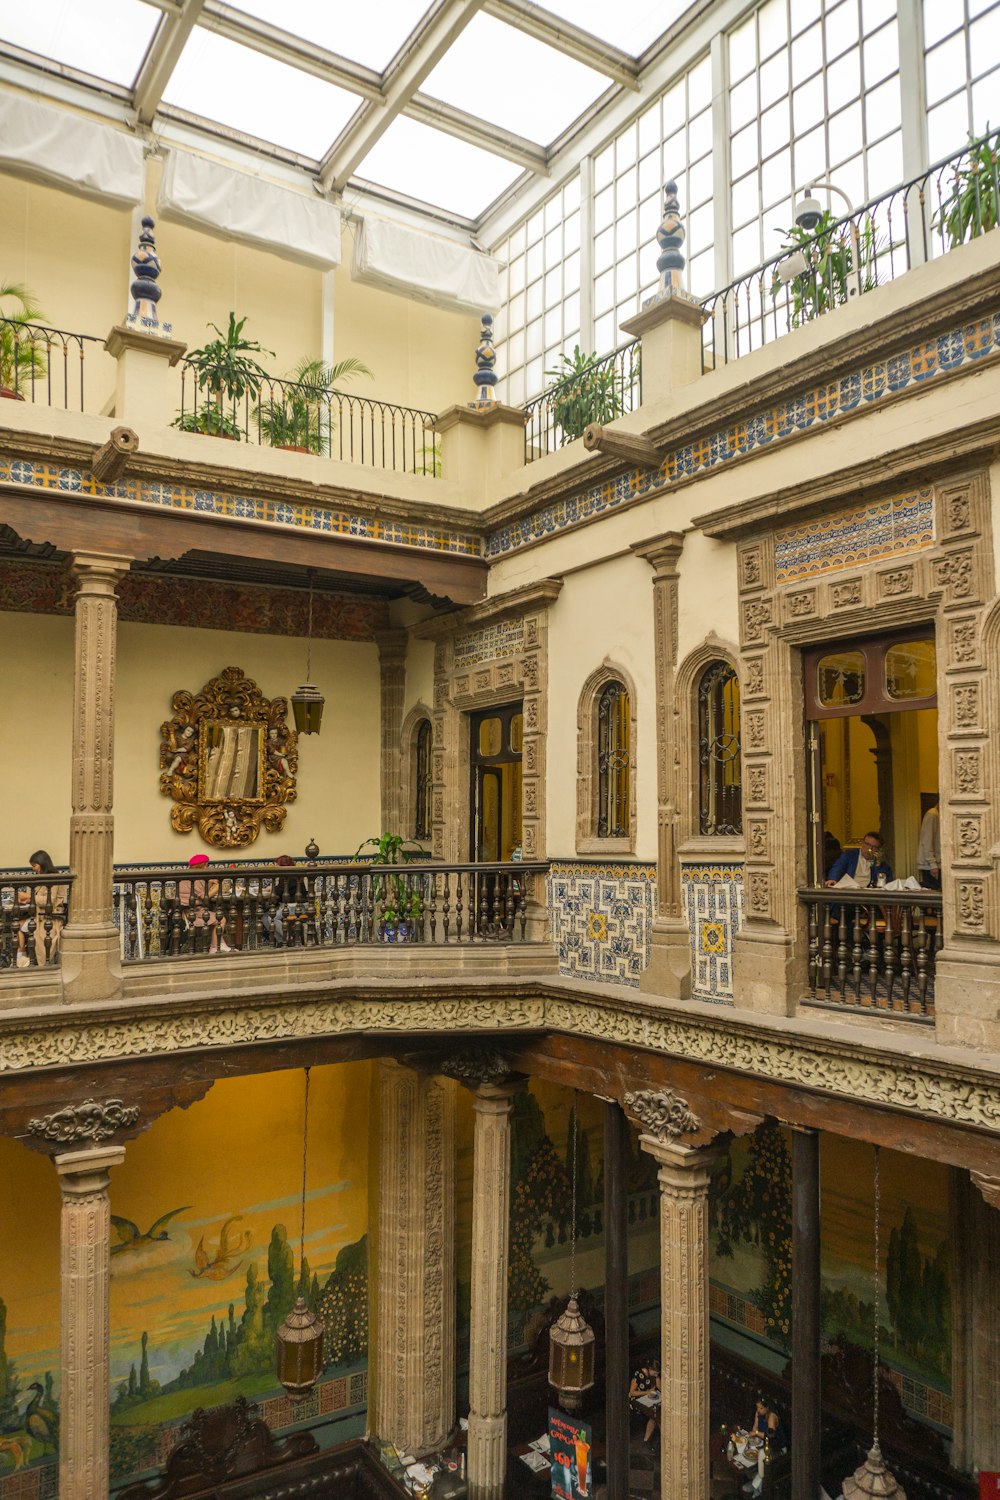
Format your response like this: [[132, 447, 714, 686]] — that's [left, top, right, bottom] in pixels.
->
[[126, 215, 172, 337], [655, 180, 686, 294], [472, 313, 498, 405]]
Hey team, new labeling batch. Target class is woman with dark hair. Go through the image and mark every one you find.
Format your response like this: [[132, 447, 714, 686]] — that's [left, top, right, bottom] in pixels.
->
[[629, 1355, 661, 1445], [17, 850, 66, 969]]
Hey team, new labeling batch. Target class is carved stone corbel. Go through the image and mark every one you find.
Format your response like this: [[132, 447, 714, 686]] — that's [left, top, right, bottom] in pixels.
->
[[623, 1086, 701, 1141], [439, 1050, 514, 1089], [91, 425, 139, 482], [583, 423, 662, 469], [28, 1098, 140, 1146]]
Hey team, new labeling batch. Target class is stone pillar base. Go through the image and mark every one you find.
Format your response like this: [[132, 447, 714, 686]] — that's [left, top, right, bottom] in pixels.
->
[[732, 925, 797, 1014], [467, 1414, 506, 1500], [935, 944, 1000, 1050], [60, 924, 124, 1003], [639, 917, 692, 998]]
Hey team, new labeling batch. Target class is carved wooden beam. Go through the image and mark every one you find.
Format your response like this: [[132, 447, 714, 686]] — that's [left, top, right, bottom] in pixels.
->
[[583, 422, 662, 469]]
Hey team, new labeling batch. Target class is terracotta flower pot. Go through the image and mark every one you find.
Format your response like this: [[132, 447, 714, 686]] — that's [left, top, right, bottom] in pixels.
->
[[0, 387, 25, 401]]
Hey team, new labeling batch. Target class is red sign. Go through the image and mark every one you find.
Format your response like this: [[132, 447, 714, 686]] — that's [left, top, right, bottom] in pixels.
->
[[979, 1476, 1000, 1497]]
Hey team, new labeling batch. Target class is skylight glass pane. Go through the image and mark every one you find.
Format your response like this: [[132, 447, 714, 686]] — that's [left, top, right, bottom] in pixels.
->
[[421, 14, 609, 145], [359, 116, 523, 219], [0, 0, 158, 86], [226, 0, 431, 72], [537, 0, 694, 56], [162, 28, 359, 158]]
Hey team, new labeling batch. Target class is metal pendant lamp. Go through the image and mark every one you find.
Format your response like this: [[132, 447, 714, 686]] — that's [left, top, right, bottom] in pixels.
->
[[548, 1094, 596, 1411], [841, 1147, 907, 1500], [276, 1067, 325, 1399], [291, 570, 325, 734]]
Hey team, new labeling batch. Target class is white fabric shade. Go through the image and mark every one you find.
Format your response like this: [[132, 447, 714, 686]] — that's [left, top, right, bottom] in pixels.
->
[[0, 89, 144, 206], [158, 149, 342, 269], [352, 215, 499, 315]]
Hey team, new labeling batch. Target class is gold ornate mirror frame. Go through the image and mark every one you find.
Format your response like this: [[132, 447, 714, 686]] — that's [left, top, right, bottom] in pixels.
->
[[159, 666, 298, 847]]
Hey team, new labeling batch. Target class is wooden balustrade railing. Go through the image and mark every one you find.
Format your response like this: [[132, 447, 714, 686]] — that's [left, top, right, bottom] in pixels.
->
[[0, 871, 74, 971], [799, 887, 942, 1019], [112, 861, 548, 961]]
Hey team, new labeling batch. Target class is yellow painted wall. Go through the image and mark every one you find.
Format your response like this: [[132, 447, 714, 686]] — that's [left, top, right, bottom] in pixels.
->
[[0, 613, 381, 866]]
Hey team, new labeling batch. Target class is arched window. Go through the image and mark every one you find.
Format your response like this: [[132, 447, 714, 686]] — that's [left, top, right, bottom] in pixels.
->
[[414, 718, 433, 840], [597, 680, 630, 838], [698, 661, 742, 835]]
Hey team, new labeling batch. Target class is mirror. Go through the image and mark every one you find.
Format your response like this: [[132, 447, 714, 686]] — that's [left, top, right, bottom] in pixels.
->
[[160, 667, 297, 847]]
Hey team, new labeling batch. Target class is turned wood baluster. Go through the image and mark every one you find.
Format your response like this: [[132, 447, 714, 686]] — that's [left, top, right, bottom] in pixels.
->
[[428, 872, 438, 942], [807, 902, 819, 998], [142, 886, 156, 958], [169, 898, 183, 955], [365, 871, 377, 942], [898, 904, 913, 1011], [478, 877, 489, 939], [882, 902, 896, 1009], [866, 903, 879, 1003], [836, 904, 849, 999], [349, 874, 362, 943], [336, 874, 348, 945], [821, 904, 833, 1000], [913, 907, 929, 1012], [518, 881, 528, 941], [455, 872, 464, 942], [850, 903, 864, 1001], [442, 872, 451, 942]]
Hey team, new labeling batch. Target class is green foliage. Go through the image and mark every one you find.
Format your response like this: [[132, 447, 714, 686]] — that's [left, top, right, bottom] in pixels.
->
[[509, 1136, 572, 1313], [544, 345, 624, 443], [0, 283, 47, 393], [936, 130, 1000, 247], [711, 1125, 793, 1349], [771, 210, 881, 326], [173, 405, 241, 440], [318, 1236, 369, 1366], [884, 1209, 950, 1377], [264, 1225, 296, 1332], [109, 1423, 159, 1481], [354, 833, 427, 926], [255, 355, 373, 454], [176, 312, 274, 438]]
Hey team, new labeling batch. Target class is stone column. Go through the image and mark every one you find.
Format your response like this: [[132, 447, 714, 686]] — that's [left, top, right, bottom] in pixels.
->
[[374, 1061, 456, 1455], [60, 552, 132, 1003], [376, 630, 408, 837], [603, 1100, 630, 1500], [461, 1071, 521, 1500], [950, 1168, 1000, 1473], [633, 535, 691, 998], [791, 1127, 821, 1499], [626, 1089, 715, 1500], [55, 1144, 125, 1500]]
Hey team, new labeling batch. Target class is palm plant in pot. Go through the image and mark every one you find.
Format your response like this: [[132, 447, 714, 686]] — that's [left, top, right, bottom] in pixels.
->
[[354, 832, 427, 942], [0, 283, 47, 400], [255, 354, 373, 454], [175, 312, 274, 440], [544, 345, 624, 444]]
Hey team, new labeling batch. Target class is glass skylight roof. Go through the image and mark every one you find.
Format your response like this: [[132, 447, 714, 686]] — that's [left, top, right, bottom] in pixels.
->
[[162, 28, 360, 159], [539, 0, 695, 56], [226, 0, 432, 73], [357, 115, 524, 220], [0, 0, 158, 87], [420, 13, 611, 145]]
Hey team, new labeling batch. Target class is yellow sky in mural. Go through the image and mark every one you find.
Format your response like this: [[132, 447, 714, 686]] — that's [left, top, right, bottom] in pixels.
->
[[0, 1063, 371, 1393]]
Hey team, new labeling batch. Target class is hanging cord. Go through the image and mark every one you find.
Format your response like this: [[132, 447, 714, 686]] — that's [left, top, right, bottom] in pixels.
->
[[299, 1066, 312, 1275], [305, 571, 315, 684], [569, 1093, 578, 1298], [872, 1144, 881, 1447]]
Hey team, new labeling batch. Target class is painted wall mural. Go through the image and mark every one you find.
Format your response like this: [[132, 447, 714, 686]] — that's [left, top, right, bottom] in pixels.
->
[[0, 1065, 372, 1499]]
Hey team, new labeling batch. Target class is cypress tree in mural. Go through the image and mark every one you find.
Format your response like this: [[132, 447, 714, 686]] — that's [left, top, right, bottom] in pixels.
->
[[711, 1124, 793, 1348], [882, 1208, 950, 1377], [265, 1225, 296, 1331]]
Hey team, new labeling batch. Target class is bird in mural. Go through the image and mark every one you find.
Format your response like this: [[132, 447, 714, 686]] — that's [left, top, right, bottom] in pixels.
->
[[0, 1431, 31, 1470], [189, 1214, 252, 1280], [110, 1206, 191, 1256], [23, 1384, 57, 1454]]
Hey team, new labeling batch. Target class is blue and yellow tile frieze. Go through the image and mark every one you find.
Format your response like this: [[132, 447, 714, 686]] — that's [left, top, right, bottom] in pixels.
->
[[774, 487, 934, 583], [486, 308, 1000, 558], [0, 457, 482, 559], [548, 860, 656, 988]]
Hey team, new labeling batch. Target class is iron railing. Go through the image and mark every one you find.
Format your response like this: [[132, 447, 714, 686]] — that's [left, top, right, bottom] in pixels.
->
[[701, 126, 1000, 370], [113, 860, 548, 960], [177, 367, 440, 475], [0, 871, 74, 971], [800, 887, 942, 1020], [0, 318, 109, 411], [524, 341, 641, 462]]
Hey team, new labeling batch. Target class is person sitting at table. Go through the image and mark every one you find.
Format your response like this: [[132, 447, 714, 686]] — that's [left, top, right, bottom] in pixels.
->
[[629, 1356, 660, 1445], [16, 850, 67, 969], [729, 1396, 786, 1495], [825, 831, 892, 888]]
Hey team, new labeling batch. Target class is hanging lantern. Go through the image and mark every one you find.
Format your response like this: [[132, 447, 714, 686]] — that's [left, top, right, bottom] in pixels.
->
[[548, 1296, 595, 1411], [548, 1094, 596, 1412], [276, 1069, 325, 1400], [291, 570, 324, 734], [841, 1148, 906, 1499]]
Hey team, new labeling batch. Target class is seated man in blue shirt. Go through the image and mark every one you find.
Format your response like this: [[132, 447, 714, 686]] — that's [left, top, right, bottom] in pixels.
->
[[825, 831, 892, 888]]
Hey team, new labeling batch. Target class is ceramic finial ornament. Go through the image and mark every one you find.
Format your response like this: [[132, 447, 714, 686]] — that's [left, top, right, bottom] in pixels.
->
[[655, 180, 686, 293], [126, 215, 172, 336], [472, 312, 498, 404]]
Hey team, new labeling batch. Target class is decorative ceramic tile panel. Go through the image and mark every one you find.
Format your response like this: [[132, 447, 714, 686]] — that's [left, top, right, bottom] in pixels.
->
[[486, 309, 1000, 558], [774, 488, 934, 583], [548, 860, 656, 987], [681, 862, 744, 1002], [453, 619, 525, 668], [0, 458, 482, 558]]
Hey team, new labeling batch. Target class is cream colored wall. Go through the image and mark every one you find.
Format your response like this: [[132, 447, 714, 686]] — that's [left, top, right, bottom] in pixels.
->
[[0, 163, 478, 416], [404, 636, 436, 722], [676, 530, 740, 662], [546, 554, 658, 860], [0, 613, 381, 867]]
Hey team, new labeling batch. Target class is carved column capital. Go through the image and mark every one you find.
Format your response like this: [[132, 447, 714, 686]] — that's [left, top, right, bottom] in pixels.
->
[[440, 1050, 517, 1091], [69, 551, 133, 594], [624, 1086, 702, 1144], [632, 531, 685, 580]]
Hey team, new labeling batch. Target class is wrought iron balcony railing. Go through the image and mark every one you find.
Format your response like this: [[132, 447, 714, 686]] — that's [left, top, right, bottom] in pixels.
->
[[523, 341, 641, 462], [799, 886, 942, 1021], [0, 318, 109, 411]]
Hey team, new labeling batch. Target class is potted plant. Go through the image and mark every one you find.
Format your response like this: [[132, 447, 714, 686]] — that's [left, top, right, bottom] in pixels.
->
[[354, 832, 427, 941], [770, 210, 881, 326], [936, 128, 1000, 248], [255, 354, 373, 454], [0, 283, 47, 400], [175, 312, 273, 440], [544, 345, 624, 444]]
